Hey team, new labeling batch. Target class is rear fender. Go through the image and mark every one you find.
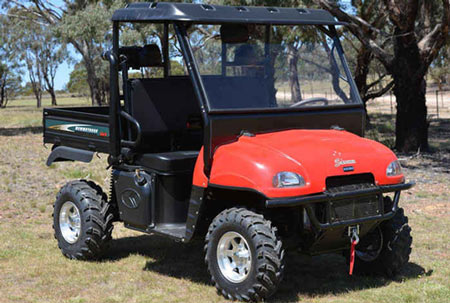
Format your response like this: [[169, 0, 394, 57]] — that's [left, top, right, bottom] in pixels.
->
[[46, 146, 94, 166]]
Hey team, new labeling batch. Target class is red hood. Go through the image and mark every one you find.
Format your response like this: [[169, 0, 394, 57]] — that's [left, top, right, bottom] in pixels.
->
[[208, 129, 404, 198]]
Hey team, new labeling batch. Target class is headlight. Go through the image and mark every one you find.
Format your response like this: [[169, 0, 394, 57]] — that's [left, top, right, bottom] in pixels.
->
[[273, 172, 306, 188], [386, 160, 402, 176]]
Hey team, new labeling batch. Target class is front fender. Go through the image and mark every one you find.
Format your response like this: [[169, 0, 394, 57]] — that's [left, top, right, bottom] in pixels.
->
[[208, 140, 311, 198]]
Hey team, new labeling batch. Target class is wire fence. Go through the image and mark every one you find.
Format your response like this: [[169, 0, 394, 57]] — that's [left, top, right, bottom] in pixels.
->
[[367, 89, 449, 120]]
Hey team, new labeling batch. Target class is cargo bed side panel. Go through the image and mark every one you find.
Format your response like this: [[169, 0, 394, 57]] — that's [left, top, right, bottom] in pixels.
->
[[43, 107, 110, 153]]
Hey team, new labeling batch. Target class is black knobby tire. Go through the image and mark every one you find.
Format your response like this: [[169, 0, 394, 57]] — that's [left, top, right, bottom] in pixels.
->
[[205, 208, 285, 302], [53, 180, 115, 260], [354, 207, 412, 276]]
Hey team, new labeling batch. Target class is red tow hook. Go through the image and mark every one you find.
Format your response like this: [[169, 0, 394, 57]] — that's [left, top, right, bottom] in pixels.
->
[[348, 226, 360, 275]]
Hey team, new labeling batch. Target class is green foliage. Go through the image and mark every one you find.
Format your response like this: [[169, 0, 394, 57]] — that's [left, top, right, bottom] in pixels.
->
[[19, 82, 35, 97], [0, 14, 22, 107], [58, 1, 122, 44], [429, 45, 450, 89], [6, 6, 68, 107], [67, 63, 89, 96]]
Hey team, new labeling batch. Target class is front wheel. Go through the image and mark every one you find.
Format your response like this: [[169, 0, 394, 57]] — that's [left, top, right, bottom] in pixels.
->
[[353, 208, 412, 276], [205, 208, 284, 302]]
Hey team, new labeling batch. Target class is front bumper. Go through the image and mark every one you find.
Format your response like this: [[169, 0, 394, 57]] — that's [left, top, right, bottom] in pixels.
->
[[265, 182, 415, 231]]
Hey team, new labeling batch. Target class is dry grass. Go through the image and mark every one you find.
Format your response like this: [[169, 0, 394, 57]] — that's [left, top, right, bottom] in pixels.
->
[[0, 96, 449, 303]]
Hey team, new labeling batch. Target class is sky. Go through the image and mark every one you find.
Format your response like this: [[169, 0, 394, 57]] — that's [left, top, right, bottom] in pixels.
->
[[53, 46, 79, 90]]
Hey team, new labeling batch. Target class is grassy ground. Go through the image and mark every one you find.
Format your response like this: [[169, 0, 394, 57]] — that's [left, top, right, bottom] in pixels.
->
[[0, 96, 449, 303]]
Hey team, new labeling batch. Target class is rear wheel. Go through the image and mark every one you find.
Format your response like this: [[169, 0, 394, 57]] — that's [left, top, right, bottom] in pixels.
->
[[353, 208, 412, 276], [53, 180, 115, 260], [205, 208, 284, 302]]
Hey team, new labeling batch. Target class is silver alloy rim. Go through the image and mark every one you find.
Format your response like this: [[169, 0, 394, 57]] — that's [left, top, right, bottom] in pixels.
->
[[59, 201, 81, 244], [356, 227, 383, 262], [217, 231, 252, 283]]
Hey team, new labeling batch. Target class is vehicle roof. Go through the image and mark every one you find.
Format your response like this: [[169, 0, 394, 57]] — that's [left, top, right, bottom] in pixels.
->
[[111, 2, 346, 26]]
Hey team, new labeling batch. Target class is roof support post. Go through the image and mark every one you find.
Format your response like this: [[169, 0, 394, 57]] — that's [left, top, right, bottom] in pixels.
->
[[173, 22, 212, 176], [109, 21, 121, 158], [163, 22, 170, 78]]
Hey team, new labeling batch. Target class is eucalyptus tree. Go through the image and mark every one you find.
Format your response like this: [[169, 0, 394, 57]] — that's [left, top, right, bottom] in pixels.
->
[[57, 0, 124, 105], [8, 8, 45, 107], [0, 14, 22, 108], [8, 0, 195, 105], [5, 5, 67, 107], [0, 64, 22, 108], [40, 30, 67, 106], [315, 0, 450, 152], [429, 43, 449, 90], [7, 0, 123, 105]]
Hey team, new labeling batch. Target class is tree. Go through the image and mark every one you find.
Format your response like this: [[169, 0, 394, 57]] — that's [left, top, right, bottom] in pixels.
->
[[0, 64, 22, 108], [315, 0, 450, 152], [7, 0, 124, 106], [67, 62, 89, 97], [337, 2, 394, 124], [5, 4, 67, 107], [57, 1, 121, 105], [40, 30, 67, 106], [9, 8, 46, 107], [0, 13, 23, 108], [429, 43, 449, 90]]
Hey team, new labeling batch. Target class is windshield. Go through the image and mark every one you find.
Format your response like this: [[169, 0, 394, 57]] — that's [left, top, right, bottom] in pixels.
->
[[186, 24, 358, 111]]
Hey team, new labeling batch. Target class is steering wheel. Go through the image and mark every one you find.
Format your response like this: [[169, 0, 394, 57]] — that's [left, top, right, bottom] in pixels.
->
[[290, 97, 329, 108]]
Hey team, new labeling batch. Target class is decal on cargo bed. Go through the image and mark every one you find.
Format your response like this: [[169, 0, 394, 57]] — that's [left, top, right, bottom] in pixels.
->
[[45, 119, 109, 137]]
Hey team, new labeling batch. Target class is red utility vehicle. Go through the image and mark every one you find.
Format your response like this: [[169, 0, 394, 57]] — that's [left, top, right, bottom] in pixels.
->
[[44, 3, 414, 301]]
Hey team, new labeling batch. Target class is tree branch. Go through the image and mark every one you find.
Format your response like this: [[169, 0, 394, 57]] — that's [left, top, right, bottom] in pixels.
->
[[367, 74, 388, 90], [9, 0, 62, 25], [381, 0, 419, 32], [314, 0, 393, 70], [5, 13, 46, 26], [363, 80, 394, 101], [418, 0, 450, 68]]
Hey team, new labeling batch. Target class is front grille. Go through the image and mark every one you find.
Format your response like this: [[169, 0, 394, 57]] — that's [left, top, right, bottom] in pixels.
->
[[326, 173, 375, 189], [330, 195, 381, 223], [318, 174, 381, 224]]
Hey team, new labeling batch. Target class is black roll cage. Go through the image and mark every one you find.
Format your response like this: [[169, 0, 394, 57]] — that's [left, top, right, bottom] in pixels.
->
[[107, 19, 363, 175]]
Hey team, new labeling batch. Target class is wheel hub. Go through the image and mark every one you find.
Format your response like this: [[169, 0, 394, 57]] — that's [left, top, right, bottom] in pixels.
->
[[356, 227, 383, 262], [217, 231, 252, 283], [59, 201, 81, 244]]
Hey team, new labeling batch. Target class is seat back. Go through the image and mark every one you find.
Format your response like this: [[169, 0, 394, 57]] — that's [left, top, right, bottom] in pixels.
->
[[129, 77, 202, 152]]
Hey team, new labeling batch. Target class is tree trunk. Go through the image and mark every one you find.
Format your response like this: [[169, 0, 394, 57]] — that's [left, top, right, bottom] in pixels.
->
[[76, 43, 105, 106], [85, 61, 104, 106], [42, 71, 57, 106], [392, 39, 429, 152], [394, 76, 428, 152], [354, 45, 373, 126], [33, 83, 42, 108], [0, 79, 6, 108], [35, 89, 42, 108], [287, 45, 302, 102], [50, 89, 57, 106]]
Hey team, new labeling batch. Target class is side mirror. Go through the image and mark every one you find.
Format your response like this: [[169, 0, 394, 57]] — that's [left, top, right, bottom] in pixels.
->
[[220, 24, 249, 44]]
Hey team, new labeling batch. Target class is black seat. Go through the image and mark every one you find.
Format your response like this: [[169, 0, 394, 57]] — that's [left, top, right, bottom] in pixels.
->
[[129, 77, 202, 152], [135, 151, 199, 172]]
